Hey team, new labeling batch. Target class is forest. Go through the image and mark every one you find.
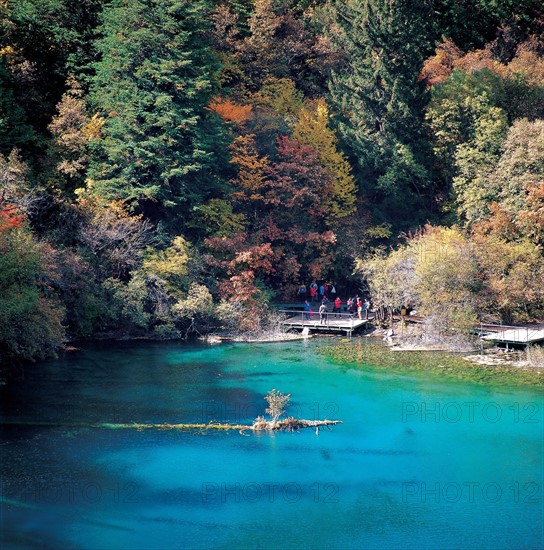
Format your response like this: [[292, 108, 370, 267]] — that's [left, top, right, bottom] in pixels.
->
[[0, 0, 543, 362]]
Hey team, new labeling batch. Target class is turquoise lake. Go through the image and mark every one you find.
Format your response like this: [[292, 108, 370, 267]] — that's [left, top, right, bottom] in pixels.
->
[[1, 339, 543, 549]]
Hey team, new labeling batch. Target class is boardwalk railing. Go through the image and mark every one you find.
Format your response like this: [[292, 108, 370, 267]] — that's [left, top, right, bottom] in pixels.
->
[[277, 309, 370, 331]]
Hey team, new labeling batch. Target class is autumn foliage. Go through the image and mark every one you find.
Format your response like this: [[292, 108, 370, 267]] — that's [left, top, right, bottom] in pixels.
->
[[419, 38, 463, 87], [0, 0, 543, 359], [0, 203, 23, 233], [208, 97, 253, 124]]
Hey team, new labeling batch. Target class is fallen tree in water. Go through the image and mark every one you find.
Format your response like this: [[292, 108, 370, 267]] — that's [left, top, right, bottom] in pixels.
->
[[102, 417, 341, 432], [1, 390, 341, 434], [0, 418, 341, 433]]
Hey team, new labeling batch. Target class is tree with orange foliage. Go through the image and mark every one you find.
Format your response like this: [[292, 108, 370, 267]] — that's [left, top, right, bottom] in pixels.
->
[[207, 133, 337, 298], [454, 48, 505, 76], [208, 97, 253, 125], [520, 182, 544, 244], [267, 135, 333, 222], [419, 38, 463, 88]]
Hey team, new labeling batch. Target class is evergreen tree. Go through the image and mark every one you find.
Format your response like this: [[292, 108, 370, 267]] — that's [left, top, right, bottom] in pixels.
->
[[432, 0, 543, 53], [88, 0, 227, 219], [237, 0, 283, 86], [0, 0, 104, 134], [326, 0, 435, 225], [0, 60, 35, 153], [230, 0, 254, 37]]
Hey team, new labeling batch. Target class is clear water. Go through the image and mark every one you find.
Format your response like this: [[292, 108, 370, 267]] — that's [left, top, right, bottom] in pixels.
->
[[1, 339, 543, 549]]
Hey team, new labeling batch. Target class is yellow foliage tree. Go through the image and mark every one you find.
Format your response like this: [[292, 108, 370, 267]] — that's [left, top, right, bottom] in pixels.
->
[[473, 234, 544, 323], [360, 223, 544, 328], [48, 77, 103, 191], [142, 236, 191, 298], [293, 98, 356, 222], [358, 226, 479, 339], [173, 283, 217, 335], [413, 226, 479, 334], [229, 134, 270, 203], [252, 77, 304, 121]]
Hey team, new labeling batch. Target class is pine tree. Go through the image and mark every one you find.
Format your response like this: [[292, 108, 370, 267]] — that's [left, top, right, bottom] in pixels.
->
[[88, 0, 226, 218], [326, 0, 434, 224], [0, 60, 35, 153]]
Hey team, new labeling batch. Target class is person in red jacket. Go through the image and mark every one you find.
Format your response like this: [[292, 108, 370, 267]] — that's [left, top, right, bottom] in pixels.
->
[[334, 297, 342, 318], [357, 297, 363, 320]]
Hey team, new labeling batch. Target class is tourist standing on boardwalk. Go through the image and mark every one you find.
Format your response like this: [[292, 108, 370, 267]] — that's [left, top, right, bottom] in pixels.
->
[[310, 281, 318, 302], [330, 284, 337, 302], [334, 297, 342, 317], [363, 298, 370, 319], [319, 283, 325, 300], [319, 302, 327, 324], [298, 284, 307, 302], [310, 285, 317, 302], [357, 297, 363, 320], [304, 300, 311, 320]]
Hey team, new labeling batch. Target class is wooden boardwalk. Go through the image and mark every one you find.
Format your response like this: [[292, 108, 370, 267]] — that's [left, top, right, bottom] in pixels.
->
[[277, 303, 544, 344], [479, 325, 544, 346], [392, 317, 544, 346], [280, 310, 371, 336]]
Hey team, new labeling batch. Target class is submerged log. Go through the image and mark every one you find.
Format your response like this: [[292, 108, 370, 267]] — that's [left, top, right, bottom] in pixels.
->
[[0, 418, 342, 433], [97, 418, 342, 432]]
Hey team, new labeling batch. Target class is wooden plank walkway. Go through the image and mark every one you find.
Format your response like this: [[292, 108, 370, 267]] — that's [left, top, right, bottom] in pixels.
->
[[277, 303, 544, 344], [480, 325, 544, 345], [392, 317, 544, 345], [280, 310, 371, 336]]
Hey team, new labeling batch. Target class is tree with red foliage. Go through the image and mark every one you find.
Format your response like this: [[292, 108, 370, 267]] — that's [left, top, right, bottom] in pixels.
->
[[268, 135, 332, 217], [206, 133, 337, 299], [0, 203, 24, 233]]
